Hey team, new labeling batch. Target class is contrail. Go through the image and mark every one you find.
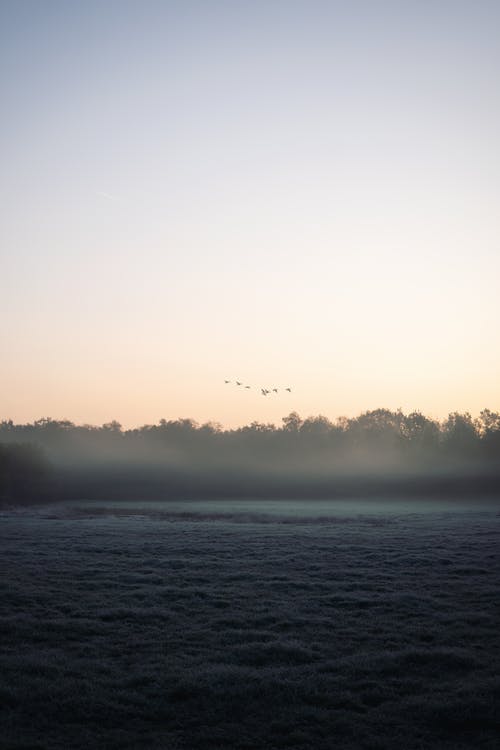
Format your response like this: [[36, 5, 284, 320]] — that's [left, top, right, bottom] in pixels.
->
[[96, 191, 119, 201]]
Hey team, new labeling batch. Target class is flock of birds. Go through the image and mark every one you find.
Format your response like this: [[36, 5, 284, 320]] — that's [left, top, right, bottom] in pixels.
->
[[224, 380, 292, 396]]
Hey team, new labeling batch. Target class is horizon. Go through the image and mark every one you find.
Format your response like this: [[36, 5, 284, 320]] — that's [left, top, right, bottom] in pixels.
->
[[1, 403, 498, 432]]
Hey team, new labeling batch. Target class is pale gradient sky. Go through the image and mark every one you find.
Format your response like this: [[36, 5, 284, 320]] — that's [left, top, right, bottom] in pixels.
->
[[1, 1, 499, 427]]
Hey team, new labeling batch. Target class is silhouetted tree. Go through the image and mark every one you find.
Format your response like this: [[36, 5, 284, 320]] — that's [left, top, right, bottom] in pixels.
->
[[442, 412, 478, 456], [282, 412, 302, 432], [401, 411, 440, 452], [476, 409, 500, 459]]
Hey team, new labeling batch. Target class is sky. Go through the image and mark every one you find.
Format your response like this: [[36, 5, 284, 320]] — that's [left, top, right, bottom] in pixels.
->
[[1, 0, 499, 428]]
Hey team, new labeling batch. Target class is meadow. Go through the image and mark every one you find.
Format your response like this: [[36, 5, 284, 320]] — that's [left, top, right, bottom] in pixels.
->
[[1, 499, 499, 749]]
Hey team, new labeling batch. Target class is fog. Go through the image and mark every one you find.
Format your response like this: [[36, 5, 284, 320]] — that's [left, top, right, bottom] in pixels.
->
[[1, 408, 499, 506]]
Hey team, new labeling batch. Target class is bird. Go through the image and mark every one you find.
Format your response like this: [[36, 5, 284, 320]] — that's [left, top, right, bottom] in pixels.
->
[[222, 378, 292, 395]]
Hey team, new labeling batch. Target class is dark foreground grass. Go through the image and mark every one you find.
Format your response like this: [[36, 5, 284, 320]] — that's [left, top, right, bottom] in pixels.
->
[[1, 501, 499, 749]]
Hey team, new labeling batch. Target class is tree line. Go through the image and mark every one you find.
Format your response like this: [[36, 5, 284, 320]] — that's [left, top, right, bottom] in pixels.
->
[[1, 408, 500, 460], [1, 409, 499, 505]]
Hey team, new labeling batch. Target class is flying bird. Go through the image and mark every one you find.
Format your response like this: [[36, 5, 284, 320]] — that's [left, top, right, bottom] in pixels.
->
[[223, 378, 292, 395], [96, 190, 119, 201]]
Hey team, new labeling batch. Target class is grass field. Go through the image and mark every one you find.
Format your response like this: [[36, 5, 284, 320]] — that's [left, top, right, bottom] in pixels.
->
[[1, 499, 499, 749]]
